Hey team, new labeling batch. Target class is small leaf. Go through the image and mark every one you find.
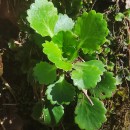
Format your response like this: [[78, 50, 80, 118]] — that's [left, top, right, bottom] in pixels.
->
[[46, 76, 75, 105], [32, 102, 64, 126], [52, 31, 78, 61], [71, 60, 105, 90], [43, 41, 72, 71], [90, 72, 116, 99], [74, 10, 109, 54], [75, 94, 107, 130], [54, 14, 74, 34], [43, 105, 64, 126], [33, 62, 56, 85], [27, 0, 58, 37], [115, 13, 125, 21]]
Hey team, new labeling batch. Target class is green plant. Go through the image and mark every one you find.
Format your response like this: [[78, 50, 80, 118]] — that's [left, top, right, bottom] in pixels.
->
[[27, 0, 116, 129]]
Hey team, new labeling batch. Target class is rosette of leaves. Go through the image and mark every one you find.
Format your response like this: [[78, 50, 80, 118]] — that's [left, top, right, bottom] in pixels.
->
[[27, 0, 116, 129]]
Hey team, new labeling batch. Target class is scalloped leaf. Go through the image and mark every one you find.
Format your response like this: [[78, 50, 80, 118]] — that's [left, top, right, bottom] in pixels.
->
[[75, 94, 107, 130], [52, 31, 78, 61], [27, 0, 58, 37], [54, 14, 74, 34], [74, 10, 109, 54], [71, 60, 105, 90], [32, 102, 64, 126], [90, 72, 116, 99], [46, 76, 75, 105], [43, 41, 72, 71], [33, 62, 56, 85]]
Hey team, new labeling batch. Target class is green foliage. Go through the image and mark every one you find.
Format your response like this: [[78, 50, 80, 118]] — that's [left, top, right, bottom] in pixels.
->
[[33, 62, 57, 85], [27, 0, 58, 37], [75, 94, 107, 130], [54, 14, 74, 34], [43, 41, 72, 71], [90, 72, 116, 99], [74, 11, 109, 54], [46, 76, 75, 105], [27, 0, 116, 129], [71, 60, 105, 89], [115, 13, 125, 21], [32, 102, 64, 126]]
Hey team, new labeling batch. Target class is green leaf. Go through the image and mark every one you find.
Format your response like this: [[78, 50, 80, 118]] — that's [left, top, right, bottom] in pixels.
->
[[32, 102, 64, 126], [43, 105, 64, 126], [52, 31, 78, 61], [27, 0, 58, 37], [75, 94, 107, 130], [115, 13, 125, 21], [43, 41, 72, 71], [46, 76, 75, 105], [90, 72, 116, 99], [71, 60, 105, 90], [74, 10, 109, 54], [54, 14, 74, 34], [33, 62, 57, 85]]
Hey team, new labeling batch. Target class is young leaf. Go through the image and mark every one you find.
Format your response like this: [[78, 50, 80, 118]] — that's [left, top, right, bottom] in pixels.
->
[[90, 72, 116, 99], [46, 76, 75, 105], [33, 62, 56, 85], [75, 94, 107, 130], [27, 0, 58, 37], [71, 60, 105, 90], [32, 102, 64, 126], [74, 10, 109, 54], [52, 31, 78, 61], [43, 41, 72, 71], [54, 14, 74, 34], [115, 13, 125, 21]]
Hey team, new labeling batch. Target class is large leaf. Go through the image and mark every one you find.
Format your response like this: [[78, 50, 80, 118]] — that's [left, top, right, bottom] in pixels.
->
[[90, 72, 116, 99], [75, 94, 107, 130], [33, 62, 56, 85], [71, 60, 105, 90], [32, 102, 64, 126], [74, 10, 109, 54], [43, 41, 72, 71], [54, 14, 74, 34], [46, 76, 75, 105], [27, 0, 58, 37], [52, 31, 78, 61]]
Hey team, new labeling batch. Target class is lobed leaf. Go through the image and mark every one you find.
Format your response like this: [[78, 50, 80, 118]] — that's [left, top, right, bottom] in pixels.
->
[[54, 14, 74, 34], [27, 0, 58, 37], [74, 10, 109, 54], [52, 31, 78, 61], [71, 60, 105, 90], [46, 76, 76, 105], [43, 41, 72, 71], [90, 72, 116, 99], [75, 94, 107, 130], [33, 62, 56, 85]]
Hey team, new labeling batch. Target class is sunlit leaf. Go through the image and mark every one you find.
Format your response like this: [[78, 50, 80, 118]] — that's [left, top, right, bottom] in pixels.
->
[[54, 14, 74, 34], [43, 41, 72, 71], [71, 60, 105, 90], [74, 10, 109, 54], [27, 0, 58, 37]]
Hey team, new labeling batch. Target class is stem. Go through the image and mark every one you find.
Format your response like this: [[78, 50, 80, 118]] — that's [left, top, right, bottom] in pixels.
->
[[82, 89, 94, 106]]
